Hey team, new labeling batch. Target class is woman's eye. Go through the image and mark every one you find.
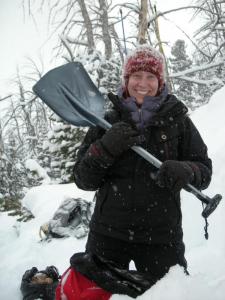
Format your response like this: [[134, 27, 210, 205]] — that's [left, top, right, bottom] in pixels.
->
[[147, 75, 156, 80]]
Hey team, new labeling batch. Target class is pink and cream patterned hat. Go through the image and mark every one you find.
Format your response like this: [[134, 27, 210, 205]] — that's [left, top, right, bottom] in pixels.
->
[[123, 45, 165, 91]]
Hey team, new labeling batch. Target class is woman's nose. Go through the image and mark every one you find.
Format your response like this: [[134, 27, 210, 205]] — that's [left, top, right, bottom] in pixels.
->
[[138, 77, 148, 87]]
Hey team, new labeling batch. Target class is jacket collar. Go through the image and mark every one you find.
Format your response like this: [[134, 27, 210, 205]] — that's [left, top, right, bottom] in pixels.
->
[[107, 87, 188, 128]]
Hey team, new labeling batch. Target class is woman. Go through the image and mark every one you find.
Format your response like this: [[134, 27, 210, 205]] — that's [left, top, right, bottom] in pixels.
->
[[73, 45, 212, 283]]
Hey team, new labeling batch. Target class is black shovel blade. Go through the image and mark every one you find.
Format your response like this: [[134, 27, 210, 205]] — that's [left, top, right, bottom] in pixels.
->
[[33, 62, 106, 127], [59, 83, 111, 130]]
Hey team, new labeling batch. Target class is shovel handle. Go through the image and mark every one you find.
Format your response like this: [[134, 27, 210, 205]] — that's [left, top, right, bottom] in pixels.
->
[[96, 117, 222, 218], [60, 84, 222, 218], [132, 146, 222, 218]]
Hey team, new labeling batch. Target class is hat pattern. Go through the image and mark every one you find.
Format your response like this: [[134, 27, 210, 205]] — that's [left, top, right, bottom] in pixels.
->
[[123, 45, 165, 91]]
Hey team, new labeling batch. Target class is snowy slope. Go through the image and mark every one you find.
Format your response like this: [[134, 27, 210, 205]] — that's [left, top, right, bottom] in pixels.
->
[[0, 87, 225, 299]]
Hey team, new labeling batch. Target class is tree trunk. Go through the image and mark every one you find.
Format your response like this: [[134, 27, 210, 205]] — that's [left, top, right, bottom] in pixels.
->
[[98, 0, 112, 59], [77, 0, 95, 51], [110, 24, 124, 63], [0, 121, 4, 157], [153, 5, 173, 92], [138, 0, 148, 44]]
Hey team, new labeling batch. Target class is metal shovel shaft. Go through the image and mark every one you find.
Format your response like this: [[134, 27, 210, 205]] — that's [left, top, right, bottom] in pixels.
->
[[107, 122, 222, 218], [60, 83, 221, 218], [94, 115, 218, 208]]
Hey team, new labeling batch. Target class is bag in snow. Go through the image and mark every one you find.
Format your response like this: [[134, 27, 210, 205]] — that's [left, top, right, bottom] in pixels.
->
[[55, 267, 112, 300], [56, 252, 156, 299], [20, 265, 60, 300], [39, 197, 93, 240]]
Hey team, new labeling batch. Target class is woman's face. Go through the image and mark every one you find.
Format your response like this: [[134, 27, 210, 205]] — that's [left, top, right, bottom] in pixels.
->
[[127, 71, 159, 105]]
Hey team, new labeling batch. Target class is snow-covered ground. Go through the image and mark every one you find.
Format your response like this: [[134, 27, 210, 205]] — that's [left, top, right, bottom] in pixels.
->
[[0, 87, 225, 299]]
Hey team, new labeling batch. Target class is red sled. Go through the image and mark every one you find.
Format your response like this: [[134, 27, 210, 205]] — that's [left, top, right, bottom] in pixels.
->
[[56, 267, 112, 300]]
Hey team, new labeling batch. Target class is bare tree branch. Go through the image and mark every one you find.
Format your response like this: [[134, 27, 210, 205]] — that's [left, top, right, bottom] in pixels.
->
[[109, 3, 139, 13], [110, 24, 124, 63], [149, 6, 217, 25], [60, 35, 75, 61], [0, 95, 13, 102], [210, 41, 225, 61]]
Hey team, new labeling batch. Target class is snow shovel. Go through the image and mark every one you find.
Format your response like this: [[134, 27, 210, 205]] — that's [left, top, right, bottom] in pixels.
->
[[33, 61, 221, 218]]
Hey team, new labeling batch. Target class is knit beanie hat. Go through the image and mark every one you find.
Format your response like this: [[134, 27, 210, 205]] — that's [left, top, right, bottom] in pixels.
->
[[123, 45, 165, 91]]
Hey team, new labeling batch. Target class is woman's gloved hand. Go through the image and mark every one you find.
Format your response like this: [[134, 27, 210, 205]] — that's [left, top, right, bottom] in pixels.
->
[[100, 121, 140, 157], [156, 160, 195, 192]]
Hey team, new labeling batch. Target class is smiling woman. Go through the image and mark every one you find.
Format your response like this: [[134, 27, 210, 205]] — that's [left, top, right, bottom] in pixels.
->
[[122, 46, 165, 104], [123, 46, 165, 103], [73, 43, 212, 294], [127, 71, 159, 103]]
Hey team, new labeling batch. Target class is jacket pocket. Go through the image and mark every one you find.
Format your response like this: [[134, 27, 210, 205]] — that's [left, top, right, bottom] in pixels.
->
[[153, 126, 179, 160]]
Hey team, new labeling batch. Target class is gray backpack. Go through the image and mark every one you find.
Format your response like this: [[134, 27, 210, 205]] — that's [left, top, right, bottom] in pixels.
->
[[40, 198, 94, 240]]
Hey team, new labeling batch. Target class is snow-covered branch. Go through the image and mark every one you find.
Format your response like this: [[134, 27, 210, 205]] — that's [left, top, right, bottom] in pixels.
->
[[172, 76, 223, 86], [171, 60, 225, 78], [25, 159, 51, 185]]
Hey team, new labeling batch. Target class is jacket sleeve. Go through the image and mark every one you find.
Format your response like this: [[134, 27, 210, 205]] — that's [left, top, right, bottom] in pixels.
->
[[178, 116, 212, 190], [73, 125, 116, 191]]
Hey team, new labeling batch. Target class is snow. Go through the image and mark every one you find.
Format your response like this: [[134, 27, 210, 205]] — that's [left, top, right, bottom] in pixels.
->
[[22, 184, 95, 224], [1, 87, 225, 299], [25, 159, 51, 184]]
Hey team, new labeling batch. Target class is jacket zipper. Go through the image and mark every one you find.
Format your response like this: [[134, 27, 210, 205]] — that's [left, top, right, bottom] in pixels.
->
[[138, 108, 144, 133]]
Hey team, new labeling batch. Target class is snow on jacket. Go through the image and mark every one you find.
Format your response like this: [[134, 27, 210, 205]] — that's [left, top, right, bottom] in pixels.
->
[[73, 92, 212, 244]]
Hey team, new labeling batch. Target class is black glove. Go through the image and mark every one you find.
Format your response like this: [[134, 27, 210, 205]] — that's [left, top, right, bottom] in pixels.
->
[[100, 121, 140, 157], [156, 160, 194, 192], [20, 266, 60, 300]]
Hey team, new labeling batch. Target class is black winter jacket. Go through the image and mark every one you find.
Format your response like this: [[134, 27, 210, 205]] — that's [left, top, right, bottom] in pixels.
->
[[74, 93, 212, 244]]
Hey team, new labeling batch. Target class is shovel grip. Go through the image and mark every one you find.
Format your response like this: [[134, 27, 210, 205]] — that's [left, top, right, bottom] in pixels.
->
[[201, 194, 222, 218], [130, 147, 222, 218]]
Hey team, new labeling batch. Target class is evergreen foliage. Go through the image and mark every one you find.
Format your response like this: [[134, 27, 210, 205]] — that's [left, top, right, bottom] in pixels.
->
[[169, 40, 196, 109], [44, 116, 86, 183]]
